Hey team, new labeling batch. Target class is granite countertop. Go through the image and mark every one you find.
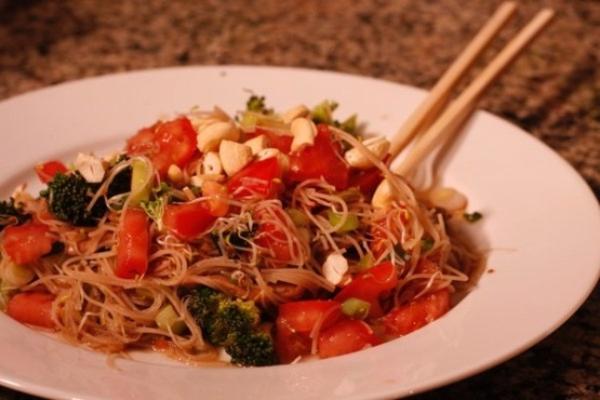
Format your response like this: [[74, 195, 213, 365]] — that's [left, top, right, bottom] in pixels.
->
[[0, 0, 598, 399]]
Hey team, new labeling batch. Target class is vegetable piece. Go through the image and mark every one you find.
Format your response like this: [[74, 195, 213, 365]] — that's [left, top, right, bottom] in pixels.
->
[[335, 261, 399, 317], [286, 208, 309, 227], [225, 331, 277, 366], [1, 261, 35, 288], [348, 167, 384, 198], [115, 208, 150, 279], [356, 253, 375, 272], [35, 160, 68, 184], [126, 117, 198, 177], [340, 298, 371, 320], [246, 128, 293, 154], [226, 157, 283, 200], [41, 172, 106, 226], [0, 200, 30, 231], [381, 289, 450, 337], [464, 211, 483, 223], [288, 125, 349, 190], [6, 292, 55, 329], [163, 201, 216, 240], [2, 222, 54, 265], [318, 319, 377, 359], [155, 304, 187, 334], [274, 319, 311, 364], [327, 210, 359, 233], [275, 300, 342, 363], [254, 207, 296, 262], [246, 95, 269, 113], [277, 300, 342, 333], [336, 114, 358, 134], [140, 197, 165, 231], [201, 181, 229, 217], [129, 158, 152, 205], [311, 100, 338, 125], [186, 286, 276, 366]]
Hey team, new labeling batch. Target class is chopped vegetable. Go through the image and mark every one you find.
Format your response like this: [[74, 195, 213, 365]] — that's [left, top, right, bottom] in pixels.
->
[[340, 298, 371, 320], [126, 117, 197, 177], [163, 201, 216, 241], [129, 158, 152, 205], [381, 289, 450, 337], [186, 286, 276, 366], [41, 172, 106, 226], [286, 208, 310, 227], [35, 160, 68, 184], [155, 304, 187, 334], [115, 208, 150, 279], [6, 292, 55, 329], [327, 210, 359, 233], [140, 197, 165, 231], [2, 222, 55, 265], [356, 253, 375, 271], [1, 261, 35, 288], [311, 100, 338, 125], [318, 319, 377, 358], [246, 95, 269, 113]]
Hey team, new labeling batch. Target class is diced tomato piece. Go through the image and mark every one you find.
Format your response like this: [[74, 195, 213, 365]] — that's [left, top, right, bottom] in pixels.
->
[[288, 125, 349, 190], [278, 300, 342, 333], [254, 206, 298, 262], [349, 167, 383, 198], [126, 117, 198, 176], [2, 222, 54, 264], [381, 289, 450, 337], [335, 262, 399, 317], [275, 300, 342, 363], [163, 201, 216, 241], [226, 157, 283, 200], [275, 319, 312, 364], [201, 181, 229, 217], [116, 208, 150, 279], [35, 161, 68, 184], [318, 319, 378, 359], [7, 292, 55, 329], [247, 128, 293, 154]]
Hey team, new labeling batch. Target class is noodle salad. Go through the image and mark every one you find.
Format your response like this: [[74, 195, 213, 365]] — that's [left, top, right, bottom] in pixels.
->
[[0, 97, 481, 366]]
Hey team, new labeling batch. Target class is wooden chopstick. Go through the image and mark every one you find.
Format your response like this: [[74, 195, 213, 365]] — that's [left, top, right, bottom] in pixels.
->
[[395, 8, 555, 177], [388, 1, 518, 159]]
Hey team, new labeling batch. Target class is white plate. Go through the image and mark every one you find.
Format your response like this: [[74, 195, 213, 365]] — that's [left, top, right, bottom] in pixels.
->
[[0, 66, 598, 400]]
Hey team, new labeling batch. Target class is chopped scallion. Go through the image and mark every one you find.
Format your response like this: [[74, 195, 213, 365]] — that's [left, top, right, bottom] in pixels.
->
[[341, 298, 371, 319], [327, 210, 359, 233]]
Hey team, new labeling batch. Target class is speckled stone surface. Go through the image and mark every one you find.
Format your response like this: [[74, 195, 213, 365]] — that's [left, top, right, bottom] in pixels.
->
[[0, 0, 598, 399]]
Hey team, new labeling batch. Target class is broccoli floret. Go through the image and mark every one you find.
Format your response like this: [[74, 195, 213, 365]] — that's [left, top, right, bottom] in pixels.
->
[[246, 95, 271, 114], [41, 172, 106, 226], [0, 199, 30, 231], [185, 286, 276, 366], [225, 331, 277, 367], [207, 299, 260, 345]]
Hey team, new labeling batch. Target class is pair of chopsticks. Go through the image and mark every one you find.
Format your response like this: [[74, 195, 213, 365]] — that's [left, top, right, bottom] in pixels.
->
[[387, 2, 554, 178]]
